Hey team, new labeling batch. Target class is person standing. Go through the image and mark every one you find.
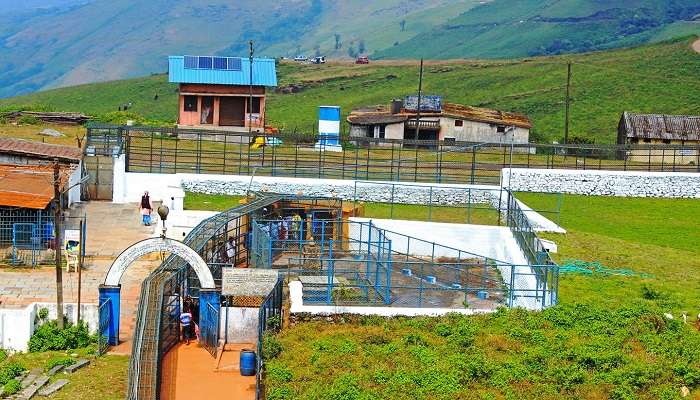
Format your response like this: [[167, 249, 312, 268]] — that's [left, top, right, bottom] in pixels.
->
[[140, 191, 153, 226], [180, 304, 193, 345]]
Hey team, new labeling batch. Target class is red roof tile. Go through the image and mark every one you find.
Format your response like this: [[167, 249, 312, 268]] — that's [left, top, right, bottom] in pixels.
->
[[0, 138, 82, 163]]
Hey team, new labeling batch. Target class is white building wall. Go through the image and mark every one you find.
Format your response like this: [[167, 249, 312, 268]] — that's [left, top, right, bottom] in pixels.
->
[[219, 307, 259, 345], [440, 117, 529, 144]]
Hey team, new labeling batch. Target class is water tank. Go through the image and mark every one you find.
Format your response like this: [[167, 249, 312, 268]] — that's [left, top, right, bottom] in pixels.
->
[[391, 99, 403, 114], [240, 349, 257, 376]]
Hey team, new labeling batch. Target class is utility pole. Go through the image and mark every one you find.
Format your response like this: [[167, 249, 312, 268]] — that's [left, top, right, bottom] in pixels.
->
[[77, 218, 83, 323], [564, 61, 572, 144], [413, 58, 424, 181], [53, 160, 64, 329], [248, 40, 254, 138]]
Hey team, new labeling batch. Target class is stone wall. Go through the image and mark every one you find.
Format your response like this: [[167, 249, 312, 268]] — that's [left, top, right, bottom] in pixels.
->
[[182, 179, 499, 206], [502, 169, 700, 198]]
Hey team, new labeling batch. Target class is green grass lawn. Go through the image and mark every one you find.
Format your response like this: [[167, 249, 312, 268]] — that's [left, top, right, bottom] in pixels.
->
[[266, 194, 700, 399], [183, 192, 245, 212], [0, 348, 127, 400], [517, 194, 700, 312]]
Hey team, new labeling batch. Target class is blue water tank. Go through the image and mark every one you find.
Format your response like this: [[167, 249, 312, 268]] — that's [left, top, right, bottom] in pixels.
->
[[240, 350, 257, 376]]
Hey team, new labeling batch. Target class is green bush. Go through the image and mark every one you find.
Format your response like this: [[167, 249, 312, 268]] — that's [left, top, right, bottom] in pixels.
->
[[0, 349, 6, 363], [262, 332, 282, 360], [16, 115, 41, 125], [28, 320, 96, 352], [0, 361, 25, 386], [45, 356, 75, 371], [3, 378, 21, 396]]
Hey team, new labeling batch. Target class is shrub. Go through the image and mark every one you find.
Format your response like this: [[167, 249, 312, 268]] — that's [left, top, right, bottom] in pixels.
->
[[3, 378, 21, 396], [28, 320, 96, 352], [46, 356, 75, 371], [0, 349, 6, 363], [640, 284, 667, 300], [17, 115, 41, 125], [262, 332, 282, 360], [266, 386, 294, 400], [266, 361, 293, 383], [0, 362, 25, 386]]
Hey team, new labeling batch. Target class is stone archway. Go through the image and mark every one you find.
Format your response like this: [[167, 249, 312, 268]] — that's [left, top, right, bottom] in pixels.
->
[[99, 238, 216, 345]]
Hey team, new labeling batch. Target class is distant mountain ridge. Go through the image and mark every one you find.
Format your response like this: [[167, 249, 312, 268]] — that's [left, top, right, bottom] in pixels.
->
[[0, 0, 698, 98]]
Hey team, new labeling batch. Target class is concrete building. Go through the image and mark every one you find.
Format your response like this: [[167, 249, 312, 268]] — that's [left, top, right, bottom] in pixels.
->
[[168, 55, 278, 132], [347, 98, 531, 146], [617, 112, 700, 164]]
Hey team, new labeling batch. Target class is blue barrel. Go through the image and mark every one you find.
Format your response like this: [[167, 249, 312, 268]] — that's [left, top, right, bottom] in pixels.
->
[[240, 350, 257, 376]]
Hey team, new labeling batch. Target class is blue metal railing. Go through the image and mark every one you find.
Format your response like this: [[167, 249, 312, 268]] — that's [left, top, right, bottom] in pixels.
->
[[256, 279, 283, 400], [97, 298, 112, 355]]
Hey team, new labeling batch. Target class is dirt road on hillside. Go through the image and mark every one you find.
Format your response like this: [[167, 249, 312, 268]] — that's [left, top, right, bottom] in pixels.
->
[[693, 38, 700, 54]]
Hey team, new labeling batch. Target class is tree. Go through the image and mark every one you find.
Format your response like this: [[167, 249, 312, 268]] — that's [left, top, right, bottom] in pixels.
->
[[334, 33, 341, 50], [358, 40, 366, 55], [400, 19, 406, 32]]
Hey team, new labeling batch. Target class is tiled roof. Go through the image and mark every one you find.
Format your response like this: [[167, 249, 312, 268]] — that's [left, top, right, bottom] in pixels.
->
[[0, 138, 82, 163], [0, 164, 74, 209], [168, 56, 278, 87], [620, 112, 700, 141], [347, 102, 532, 129]]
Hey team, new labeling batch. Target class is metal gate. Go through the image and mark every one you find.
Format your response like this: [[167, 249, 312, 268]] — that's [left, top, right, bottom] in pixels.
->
[[200, 302, 220, 357], [98, 298, 113, 355], [83, 155, 114, 200], [12, 223, 39, 266]]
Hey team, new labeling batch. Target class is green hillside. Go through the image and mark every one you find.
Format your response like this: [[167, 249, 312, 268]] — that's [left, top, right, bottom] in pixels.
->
[[375, 0, 700, 59], [2, 38, 699, 143], [0, 0, 479, 98]]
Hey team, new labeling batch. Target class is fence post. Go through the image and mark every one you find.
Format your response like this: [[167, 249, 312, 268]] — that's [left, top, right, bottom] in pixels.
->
[[390, 184, 395, 219], [366, 221, 372, 279], [428, 186, 433, 222], [327, 240, 334, 304], [508, 264, 515, 307], [385, 240, 392, 305], [470, 146, 477, 185]]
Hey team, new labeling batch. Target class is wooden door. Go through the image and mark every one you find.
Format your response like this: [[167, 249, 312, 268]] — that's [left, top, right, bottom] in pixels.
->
[[219, 97, 245, 126]]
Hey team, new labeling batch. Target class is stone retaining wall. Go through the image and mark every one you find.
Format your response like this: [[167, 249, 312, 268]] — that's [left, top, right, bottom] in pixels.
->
[[502, 169, 700, 198], [183, 179, 499, 206]]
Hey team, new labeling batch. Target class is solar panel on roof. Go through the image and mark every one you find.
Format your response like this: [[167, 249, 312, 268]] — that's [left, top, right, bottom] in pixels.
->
[[198, 56, 213, 69], [227, 57, 242, 71], [213, 57, 227, 70], [184, 56, 198, 69]]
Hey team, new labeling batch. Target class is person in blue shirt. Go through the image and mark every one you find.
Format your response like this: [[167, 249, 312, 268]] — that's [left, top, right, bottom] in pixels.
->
[[180, 305, 193, 345]]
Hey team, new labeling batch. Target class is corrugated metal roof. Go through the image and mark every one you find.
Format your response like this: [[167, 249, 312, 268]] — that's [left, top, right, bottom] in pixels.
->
[[0, 164, 74, 209], [0, 138, 82, 163], [168, 56, 277, 87], [620, 112, 700, 141], [347, 102, 532, 129]]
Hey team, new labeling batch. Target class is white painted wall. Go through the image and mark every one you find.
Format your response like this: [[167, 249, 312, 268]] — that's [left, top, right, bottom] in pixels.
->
[[349, 217, 526, 265], [219, 307, 259, 345], [0, 302, 98, 352], [67, 161, 82, 206]]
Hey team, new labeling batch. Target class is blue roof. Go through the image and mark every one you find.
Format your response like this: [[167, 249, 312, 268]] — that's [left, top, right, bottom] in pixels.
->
[[168, 55, 277, 87]]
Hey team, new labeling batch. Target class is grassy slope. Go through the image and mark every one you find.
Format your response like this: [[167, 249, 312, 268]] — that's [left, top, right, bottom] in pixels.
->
[[2, 38, 699, 143], [266, 195, 700, 399], [375, 0, 700, 59], [1, 349, 127, 399]]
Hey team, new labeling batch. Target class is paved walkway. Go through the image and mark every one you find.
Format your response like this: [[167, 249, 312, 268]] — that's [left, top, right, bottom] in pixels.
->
[[160, 343, 256, 400], [0, 202, 160, 349]]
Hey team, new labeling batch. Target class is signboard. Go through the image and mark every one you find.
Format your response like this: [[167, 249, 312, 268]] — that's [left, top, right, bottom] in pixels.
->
[[404, 95, 442, 112], [222, 268, 279, 297], [64, 229, 80, 254]]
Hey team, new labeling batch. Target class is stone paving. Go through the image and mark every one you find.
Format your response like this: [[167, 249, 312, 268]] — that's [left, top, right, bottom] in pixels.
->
[[0, 202, 162, 344]]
